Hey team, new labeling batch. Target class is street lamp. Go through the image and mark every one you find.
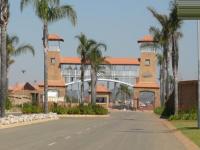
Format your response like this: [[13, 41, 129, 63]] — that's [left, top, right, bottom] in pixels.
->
[[177, 0, 200, 128], [21, 69, 26, 107]]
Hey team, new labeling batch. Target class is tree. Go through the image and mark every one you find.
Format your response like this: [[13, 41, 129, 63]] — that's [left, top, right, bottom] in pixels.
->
[[169, 2, 183, 114], [87, 42, 107, 105], [21, 0, 77, 113], [76, 33, 95, 103], [7, 34, 35, 69], [116, 84, 132, 106], [148, 7, 171, 104], [157, 53, 164, 106], [0, 0, 9, 117]]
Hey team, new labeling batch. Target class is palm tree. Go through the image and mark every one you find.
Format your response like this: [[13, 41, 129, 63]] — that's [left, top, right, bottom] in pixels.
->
[[0, 0, 9, 117], [116, 84, 132, 107], [87, 42, 107, 105], [169, 2, 183, 114], [7, 34, 35, 69], [157, 53, 164, 106], [76, 33, 95, 104], [20, 0, 77, 113], [148, 7, 171, 104]]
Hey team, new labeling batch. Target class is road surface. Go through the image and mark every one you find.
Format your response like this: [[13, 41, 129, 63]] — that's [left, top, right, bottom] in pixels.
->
[[0, 112, 186, 150]]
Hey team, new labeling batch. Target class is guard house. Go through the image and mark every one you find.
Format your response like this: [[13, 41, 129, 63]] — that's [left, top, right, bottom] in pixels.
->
[[39, 34, 66, 102], [133, 35, 160, 110], [89, 84, 111, 108]]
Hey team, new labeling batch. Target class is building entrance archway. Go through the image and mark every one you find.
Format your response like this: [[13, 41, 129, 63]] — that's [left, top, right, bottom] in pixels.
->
[[139, 91, 155, 110]]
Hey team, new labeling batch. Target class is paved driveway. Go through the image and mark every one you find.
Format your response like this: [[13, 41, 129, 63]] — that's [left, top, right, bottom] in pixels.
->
[[0, 112, 186, 150]]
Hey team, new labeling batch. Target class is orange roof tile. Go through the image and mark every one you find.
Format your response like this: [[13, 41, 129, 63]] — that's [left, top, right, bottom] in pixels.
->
[[9, 83, 24, 91], [60, 57, 140, 65], [134, 82, 159, 89], [48, 34, 64, 42], [60, 57, 81, 64], [96, 85, 110, 93], [39, 80, 65, 87], [138, 35, 155, 43], [9, 82, 36, 91]]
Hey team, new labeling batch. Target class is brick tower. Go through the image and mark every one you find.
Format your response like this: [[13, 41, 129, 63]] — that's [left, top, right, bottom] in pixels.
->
[[133, 35, 160, 110], [39, 34, 66, 102]]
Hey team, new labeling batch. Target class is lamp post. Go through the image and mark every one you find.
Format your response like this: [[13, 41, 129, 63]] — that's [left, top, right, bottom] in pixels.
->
[[21, 69, 26, 107], [197, 20, 200, 128]]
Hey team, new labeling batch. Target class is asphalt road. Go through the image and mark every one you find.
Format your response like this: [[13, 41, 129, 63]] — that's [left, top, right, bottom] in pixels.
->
[[0, 112, 186, 150]]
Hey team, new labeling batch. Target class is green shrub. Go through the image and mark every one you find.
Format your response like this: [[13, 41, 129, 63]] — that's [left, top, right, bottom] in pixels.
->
[[22, 103, 42, 114], [6, 98, 12, 110], [92, 105, 108, 115], [52, 106, 67, 114], [79, 104, 95, 115], [168, 109, 197, 121], [67, 107, 81, 114], [154, 107, 164, 115], [50, 104, 108, 115]]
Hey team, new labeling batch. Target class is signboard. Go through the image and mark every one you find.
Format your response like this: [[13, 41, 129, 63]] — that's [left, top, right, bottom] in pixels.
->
[[177, 0, 200, 19]]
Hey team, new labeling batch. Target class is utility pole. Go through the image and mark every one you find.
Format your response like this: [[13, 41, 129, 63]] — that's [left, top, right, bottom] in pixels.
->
[[0, 0, 2, 117], [197, 21, 200, 128]]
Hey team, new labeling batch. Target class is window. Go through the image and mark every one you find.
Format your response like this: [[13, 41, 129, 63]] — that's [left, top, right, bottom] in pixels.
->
[[96, 97, 106, 103], [144, 59, 150, 66], [51, 58, 56, 64]]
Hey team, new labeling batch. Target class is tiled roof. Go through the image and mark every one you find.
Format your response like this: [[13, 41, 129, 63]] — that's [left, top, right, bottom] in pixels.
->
[[134, 82, 159, 89], [96, 85, 110, 93], [9, 82, 36, 91], [60, 57, 140, 65], [9, 83, 24, 91], [138, 35, 155, 43], [39, 80, 65, 87], [48, 34, 64, 42]]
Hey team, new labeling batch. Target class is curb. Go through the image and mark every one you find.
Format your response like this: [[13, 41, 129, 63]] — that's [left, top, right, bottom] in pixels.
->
[[58, 114, 110, 118], [154, 114, 200, 150], [0, 118, 58, 130]]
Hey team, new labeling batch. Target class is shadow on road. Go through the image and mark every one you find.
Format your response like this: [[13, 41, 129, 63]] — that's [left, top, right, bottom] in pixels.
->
[[117, 128, 178, 134]]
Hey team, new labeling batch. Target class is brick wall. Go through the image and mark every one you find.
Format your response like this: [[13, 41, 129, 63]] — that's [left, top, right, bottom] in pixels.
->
[[178, 80, 198, 111]]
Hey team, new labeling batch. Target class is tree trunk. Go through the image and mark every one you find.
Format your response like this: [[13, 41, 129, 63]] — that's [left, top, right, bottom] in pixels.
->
[[0, 24, 7, 117], [43, 22, 49, 114], [80, 64, 84, 104], [163, 56, 167, 103], [174, 67, 178, 114], [91, 68, 96, 105], [160, 64, 164, 107], [163, 44, 169, 103], [172, 36, 179, 115], [166, 51, 170, 101]]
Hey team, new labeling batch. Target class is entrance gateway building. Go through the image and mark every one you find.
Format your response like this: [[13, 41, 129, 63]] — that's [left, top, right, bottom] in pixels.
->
[[39, 34, 160, 109]]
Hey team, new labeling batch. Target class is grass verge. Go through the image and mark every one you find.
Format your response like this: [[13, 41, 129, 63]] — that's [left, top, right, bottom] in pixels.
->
[[171, 120, 200, 147]]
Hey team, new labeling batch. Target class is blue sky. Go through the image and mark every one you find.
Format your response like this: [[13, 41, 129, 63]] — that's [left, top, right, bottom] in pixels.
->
[[8, 0, 198, 85]]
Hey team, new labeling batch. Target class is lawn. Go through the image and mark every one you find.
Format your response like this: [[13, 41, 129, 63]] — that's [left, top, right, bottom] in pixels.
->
[[171, 120, 200, 147]]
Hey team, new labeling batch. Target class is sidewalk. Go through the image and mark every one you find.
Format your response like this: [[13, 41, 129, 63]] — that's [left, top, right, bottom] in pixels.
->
[[155, 114, 200, 150]]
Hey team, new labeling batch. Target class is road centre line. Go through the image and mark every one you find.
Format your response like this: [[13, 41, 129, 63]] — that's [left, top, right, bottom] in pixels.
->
[[65, 136, 71, 140], [48, 142, 56, 146]]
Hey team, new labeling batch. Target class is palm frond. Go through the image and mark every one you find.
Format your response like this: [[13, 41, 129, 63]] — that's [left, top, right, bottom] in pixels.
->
[[20, 0, 34, 11], [12, 44, 35, 56], [48, 5, 77, 26], [148, 7, 169, 27]]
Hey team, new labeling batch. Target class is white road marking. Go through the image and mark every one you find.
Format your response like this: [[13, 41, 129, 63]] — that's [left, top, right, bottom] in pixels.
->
[[65, 136, 71, 140], [48, 142, 56, 146], [76, 131, 82, 135], [86, 127, 91, 131]]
